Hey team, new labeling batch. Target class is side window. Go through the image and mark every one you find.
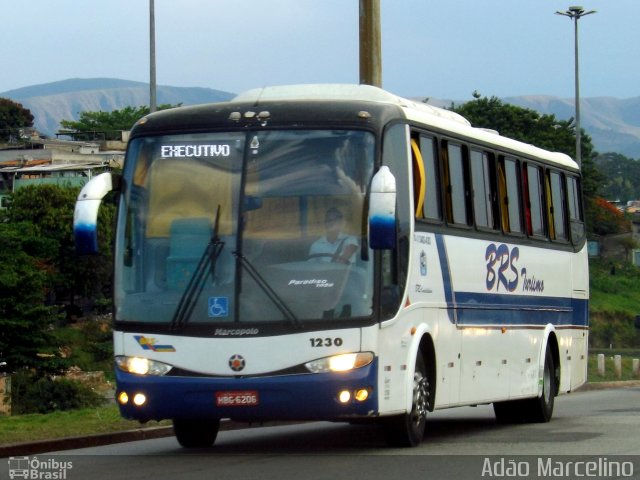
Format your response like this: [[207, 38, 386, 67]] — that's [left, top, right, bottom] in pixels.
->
[[380, 123, 412, 318], [497, 157, 523, 234], [548, 170, 568, 241], [567, 175, 586, 245], [523, 163, 545, 238], [470, 149, 497, 230], [443, 142, 470, 226], [420, 135, 442, 221]]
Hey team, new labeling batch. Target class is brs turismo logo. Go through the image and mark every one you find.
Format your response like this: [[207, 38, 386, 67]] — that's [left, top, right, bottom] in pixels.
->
[[485, 243, 545, 294]]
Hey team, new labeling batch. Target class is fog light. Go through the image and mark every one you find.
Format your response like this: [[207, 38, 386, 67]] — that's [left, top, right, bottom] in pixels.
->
[[354, 388, 369, 402], [133, 393, 147, 406], [118, 391, 129, 405], [338, 390, 351, 403]]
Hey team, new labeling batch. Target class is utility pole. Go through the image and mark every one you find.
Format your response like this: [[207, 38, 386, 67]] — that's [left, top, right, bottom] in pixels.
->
[[359, 0, 382, 87], [149, 0, 157, 112], [556, 6, 595, 168]]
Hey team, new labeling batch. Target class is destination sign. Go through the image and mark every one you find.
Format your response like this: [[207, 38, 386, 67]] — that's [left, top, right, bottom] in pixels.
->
[[160, 144, 231, 158]]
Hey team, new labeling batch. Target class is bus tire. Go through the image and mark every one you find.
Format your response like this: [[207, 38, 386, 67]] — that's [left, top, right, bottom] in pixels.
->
[[173, 418, 220, 448], [493, 343, 556, 424], [381, 353, 429, 447], [524, 343, 556, 423]]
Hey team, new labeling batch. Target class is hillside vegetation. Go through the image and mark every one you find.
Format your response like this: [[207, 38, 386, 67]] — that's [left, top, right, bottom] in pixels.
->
[[589, 258, 640, 348]]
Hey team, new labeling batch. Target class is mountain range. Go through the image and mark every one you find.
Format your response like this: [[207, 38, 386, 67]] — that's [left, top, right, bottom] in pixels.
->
[[2, 78, 639, 158], [0, 78, 233, 140]]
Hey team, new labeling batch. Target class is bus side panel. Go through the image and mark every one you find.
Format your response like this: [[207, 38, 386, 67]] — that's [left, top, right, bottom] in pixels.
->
[[408, 232, 463, 408], [433, 235, 586, 405], [557, 326, 588, 393], [377, 230, 464, 415], [376, 310, 415, 415], [569, 243, 590, 392]]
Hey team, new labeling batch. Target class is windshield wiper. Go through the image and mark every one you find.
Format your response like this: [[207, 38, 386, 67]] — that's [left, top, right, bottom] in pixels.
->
[[171, 206, 224, 331], [232, 251, 301, 329]]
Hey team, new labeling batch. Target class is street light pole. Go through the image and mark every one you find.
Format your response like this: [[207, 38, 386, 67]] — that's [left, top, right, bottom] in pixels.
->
[[359, 0, 382, 87], [149, 0, 157, 113], [556, 6, 595, 168]]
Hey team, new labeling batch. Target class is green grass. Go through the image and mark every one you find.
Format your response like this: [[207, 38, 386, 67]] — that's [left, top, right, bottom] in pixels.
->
[[52, 322, 114, 375], [587, 351, 640, 383], [0, 405, 169, 445], [589, 258, 640, 316]]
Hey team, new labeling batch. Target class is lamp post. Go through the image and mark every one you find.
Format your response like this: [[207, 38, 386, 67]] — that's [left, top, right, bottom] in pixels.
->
[[359, 0, 382, 87], [149, 0, 157, 113], [555, 6, 595, 168]]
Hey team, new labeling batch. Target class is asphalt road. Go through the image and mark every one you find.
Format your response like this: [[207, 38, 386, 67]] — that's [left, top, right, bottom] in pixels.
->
[[2, 387, 639, 480]]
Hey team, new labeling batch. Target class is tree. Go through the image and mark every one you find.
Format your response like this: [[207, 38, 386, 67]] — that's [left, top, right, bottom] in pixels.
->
[[594, 152, 640, 203], [450, 94, 597, 164], [589, 197, 631, 236], [5, 185, 116, 315], [0, 221, 63, 372], [59, 104, 178, 141], [0, 98, 34, 142]]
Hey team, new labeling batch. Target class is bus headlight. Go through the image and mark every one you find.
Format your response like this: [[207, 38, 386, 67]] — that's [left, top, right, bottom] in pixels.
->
[[305, 352, 374, 373], [115, 356, 173, 376]]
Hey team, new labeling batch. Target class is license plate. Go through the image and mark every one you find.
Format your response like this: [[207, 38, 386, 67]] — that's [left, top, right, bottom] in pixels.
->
[[215, 390, 259, 407]]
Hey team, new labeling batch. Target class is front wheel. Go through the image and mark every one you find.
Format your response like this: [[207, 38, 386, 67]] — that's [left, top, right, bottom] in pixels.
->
[[381, 353, 429, 447], [173, 418, 220, 448]]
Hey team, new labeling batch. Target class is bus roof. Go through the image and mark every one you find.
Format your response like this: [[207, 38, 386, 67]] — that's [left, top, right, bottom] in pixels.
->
[[233, 84, 472, 126], [134, 84, 577, 172], [233, 84, 578, 171]]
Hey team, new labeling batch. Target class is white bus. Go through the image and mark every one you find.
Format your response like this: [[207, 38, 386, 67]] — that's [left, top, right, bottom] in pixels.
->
[[74, 84, 588, 448]]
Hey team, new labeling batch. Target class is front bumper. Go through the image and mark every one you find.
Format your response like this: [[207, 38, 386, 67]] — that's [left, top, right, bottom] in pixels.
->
[[115, 358, 378, 422]]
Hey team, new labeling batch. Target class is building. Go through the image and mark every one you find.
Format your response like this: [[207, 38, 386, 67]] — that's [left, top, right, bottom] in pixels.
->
[[0, 137, 124, 199]]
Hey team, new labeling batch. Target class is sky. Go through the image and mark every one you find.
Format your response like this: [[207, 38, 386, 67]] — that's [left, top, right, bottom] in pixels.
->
[[2, 0, 638, 102]]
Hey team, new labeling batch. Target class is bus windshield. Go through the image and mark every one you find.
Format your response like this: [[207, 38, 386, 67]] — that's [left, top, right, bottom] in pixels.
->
[[114, 129, 375, 328]]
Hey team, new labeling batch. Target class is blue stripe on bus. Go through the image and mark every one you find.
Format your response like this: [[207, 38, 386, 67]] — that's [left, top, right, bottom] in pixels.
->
[[433, 234, 588, 328], [434, 234, 455, 323], [453, 292, 588, 327]]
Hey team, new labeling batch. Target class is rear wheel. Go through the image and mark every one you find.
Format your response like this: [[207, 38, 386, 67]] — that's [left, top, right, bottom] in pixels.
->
[[524, 343, 556, 422], [173, 418, 220, 448], [493, 343, 556, 424], [382, 353, 429, 447]]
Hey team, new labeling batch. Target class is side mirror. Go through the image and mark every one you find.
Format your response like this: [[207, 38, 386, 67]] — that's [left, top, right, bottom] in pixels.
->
[[368, 166, 397, 250], [74, 172, 121, 254]]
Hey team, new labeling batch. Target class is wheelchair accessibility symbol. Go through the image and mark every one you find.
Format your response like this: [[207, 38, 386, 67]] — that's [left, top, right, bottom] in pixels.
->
[[208, 297, 229, 318]]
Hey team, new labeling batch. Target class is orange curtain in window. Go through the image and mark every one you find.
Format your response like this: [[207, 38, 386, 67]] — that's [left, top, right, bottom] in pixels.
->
[[545, 172, 556, 239], [522, 166, 533, 236], [410, 138, 426, 219], [497, 161, 509, 231]]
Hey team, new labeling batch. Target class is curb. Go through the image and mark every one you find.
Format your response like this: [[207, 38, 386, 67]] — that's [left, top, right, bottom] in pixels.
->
[[0, 420, 300, 457], [0, 426, 175, 457], [574, 379, 640, 391]]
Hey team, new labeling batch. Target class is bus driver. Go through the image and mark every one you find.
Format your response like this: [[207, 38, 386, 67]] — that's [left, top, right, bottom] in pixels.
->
[[308, 207, 358, 264]]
